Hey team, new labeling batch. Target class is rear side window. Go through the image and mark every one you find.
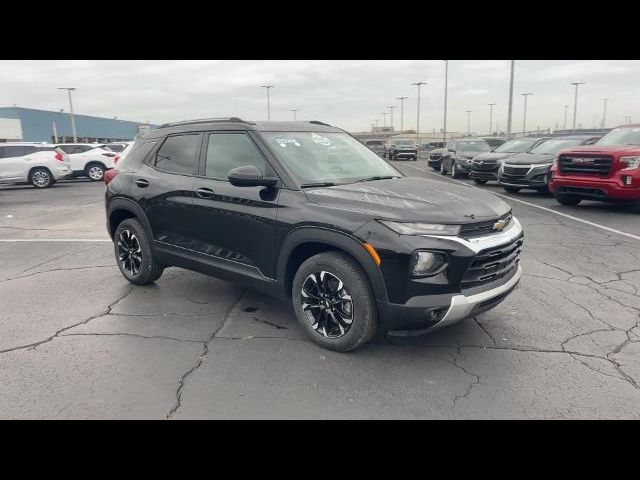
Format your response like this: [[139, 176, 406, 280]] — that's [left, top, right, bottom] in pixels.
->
[[155, 134, 200, 175], [2, 146, 36, 157], [119, 141, 158, 169], [205, 133, 266, 180]]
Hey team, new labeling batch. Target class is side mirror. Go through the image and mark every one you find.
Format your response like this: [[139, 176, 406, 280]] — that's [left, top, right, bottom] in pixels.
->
[[228, 165, 277, 187]]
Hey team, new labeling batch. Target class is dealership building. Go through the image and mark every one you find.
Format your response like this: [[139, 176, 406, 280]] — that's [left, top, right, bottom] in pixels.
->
[[0, 107, 155, 143]]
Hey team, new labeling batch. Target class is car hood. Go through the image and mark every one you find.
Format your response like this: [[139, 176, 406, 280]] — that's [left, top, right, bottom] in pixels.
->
[[472, 151, 519, 163], [305, 176, 510, 223], [503, 152, 555, 165], [558, 144, 640, 155]]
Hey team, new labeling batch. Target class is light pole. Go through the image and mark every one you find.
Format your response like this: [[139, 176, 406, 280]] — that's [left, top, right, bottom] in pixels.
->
[[488, 103, 496, 135], [291, 109, 298, 121], [563, 105, 569, 130], [466, 110, 472, 135], [571, 82, 585, 131], [387, 106, 394, 131], [396, 97, 407, 133], [57, 87, 77, 142], [260, 85, 275, 121], [443, 60, 448, 146], [601, 98, 608, 128], [521, 92, 533, 134], [381, 112, 388, 128], [506, 60, 515, 137], [412, 81, 427, 147]]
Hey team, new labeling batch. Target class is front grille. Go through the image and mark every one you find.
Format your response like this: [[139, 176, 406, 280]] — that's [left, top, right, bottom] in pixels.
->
[[460, 212, 512, 238], [461, 233, 524, 288], [558, 154, 612, 175], [471, 160, 498, 171], [502, 165, 530, 177], [430, 154, 442, 160]]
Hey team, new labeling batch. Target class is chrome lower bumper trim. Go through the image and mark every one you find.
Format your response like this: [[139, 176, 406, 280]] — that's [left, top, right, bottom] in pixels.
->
[[434, 264, 522, 330]]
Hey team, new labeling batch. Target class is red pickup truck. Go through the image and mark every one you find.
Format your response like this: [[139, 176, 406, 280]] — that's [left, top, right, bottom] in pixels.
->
[[549, 124, 640, 209]]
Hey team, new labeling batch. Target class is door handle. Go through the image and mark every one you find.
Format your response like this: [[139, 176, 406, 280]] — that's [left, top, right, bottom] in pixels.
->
[[134, 179, 149, 188], [196, 187, 215, 198]]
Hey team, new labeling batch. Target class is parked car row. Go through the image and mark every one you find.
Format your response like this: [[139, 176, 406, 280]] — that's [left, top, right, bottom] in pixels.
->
[[426, 125, 640, 211], [0, 141, 132, 188]]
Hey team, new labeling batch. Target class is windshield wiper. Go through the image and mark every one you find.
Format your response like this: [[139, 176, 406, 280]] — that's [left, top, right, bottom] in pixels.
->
[[300, 182, 339, 188], [353, 175, 399, 183]]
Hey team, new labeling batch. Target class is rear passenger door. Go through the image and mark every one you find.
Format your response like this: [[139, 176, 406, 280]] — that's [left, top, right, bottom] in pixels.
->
[[191, 131, 279, 279], [0, 145, 34, 180], [135, 133, 201, 249]]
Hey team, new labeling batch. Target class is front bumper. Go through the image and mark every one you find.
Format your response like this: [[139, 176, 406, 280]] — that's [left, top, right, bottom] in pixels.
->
[[395, 150, 417, 158], [469, 168, 499, 181], [549, 174, 640, 201], [498, 165, 550, 189]]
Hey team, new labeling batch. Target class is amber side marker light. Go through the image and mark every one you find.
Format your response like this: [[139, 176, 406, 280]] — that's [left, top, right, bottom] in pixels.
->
[[363, 242, 382, 266]]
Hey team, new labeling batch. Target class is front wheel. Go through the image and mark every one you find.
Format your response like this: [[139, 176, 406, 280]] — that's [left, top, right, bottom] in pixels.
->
[[114, 218, 164, 285], [473, 179, 488, 185], [30, 168, 53, 188], [503, 186, 521, 193], [292, 251, 378, 352], [440, 160, 447, 175], [556, 194, 581, 206]]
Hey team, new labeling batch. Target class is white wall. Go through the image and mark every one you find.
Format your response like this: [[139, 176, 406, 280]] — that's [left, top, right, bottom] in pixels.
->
[[0, 118, 23, 140]]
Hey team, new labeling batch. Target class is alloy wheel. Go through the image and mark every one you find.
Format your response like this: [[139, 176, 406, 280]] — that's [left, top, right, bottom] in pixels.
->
[[33, 170, 50, 187], [301, 271, 354, 338], [117, 229, 142, 275], [88, 166, 104, 180]]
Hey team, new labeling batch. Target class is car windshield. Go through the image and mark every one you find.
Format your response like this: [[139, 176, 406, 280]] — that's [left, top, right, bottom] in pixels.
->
[[458, 141, 491, 152], [262, 131, 401, 185], [395, 140, 414, 146], [493, 138, 538, 153], [366, 140, 383, 146], [596, 126, 640, 146], [530, 138, 586, 155]]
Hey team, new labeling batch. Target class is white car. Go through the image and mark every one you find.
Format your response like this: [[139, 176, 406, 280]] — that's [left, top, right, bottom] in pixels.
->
[[54, 143, 118, 181], [114, 142, 134, 165], [0, 143, 71, 189]]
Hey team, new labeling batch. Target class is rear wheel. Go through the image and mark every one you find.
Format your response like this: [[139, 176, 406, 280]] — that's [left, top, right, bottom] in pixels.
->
[[85, 163, 105, 182], [503, 186, 521, 193], [30, 168, 53, 189], [292, 251, 377, 352], [114, 218, 164, 285], [556, 194, 581, 206], [473, 179, 488, 185]]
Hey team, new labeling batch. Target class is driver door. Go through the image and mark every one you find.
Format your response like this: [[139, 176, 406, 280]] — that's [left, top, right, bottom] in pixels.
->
[[190, 131, 279, 279]]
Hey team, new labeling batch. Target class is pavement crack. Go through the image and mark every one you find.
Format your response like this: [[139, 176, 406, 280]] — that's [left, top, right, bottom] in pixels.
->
[[450, 351, 481, 411], [0, 285, 135, 355], [165, 288, 247, 420], [0, 264, 116, 285], [473, 317, 496, 345], [59, 332, 204, 343], [253, 318, 288, 330]]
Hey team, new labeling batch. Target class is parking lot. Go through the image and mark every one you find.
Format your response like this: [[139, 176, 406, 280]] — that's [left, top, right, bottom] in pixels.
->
[[1, 168, 639, 419]]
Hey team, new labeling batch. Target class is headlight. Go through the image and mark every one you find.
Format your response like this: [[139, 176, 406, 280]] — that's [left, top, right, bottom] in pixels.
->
[[411, 251, 448, 277], [380, 220, 461, 236], [620, 156, 640, 170]]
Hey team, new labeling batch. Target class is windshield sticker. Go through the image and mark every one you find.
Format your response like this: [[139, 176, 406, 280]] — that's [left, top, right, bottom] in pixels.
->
[[275, 137, 302, 148], [311, 133, 332, 146]]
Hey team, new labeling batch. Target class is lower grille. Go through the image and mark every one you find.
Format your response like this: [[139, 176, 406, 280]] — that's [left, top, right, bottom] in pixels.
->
[[502, 165, 530, 177], [462, 233, 524, 288]]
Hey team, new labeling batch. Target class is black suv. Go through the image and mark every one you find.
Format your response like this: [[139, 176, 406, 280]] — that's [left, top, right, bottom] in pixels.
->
[[105, 118, 523, 351], [440, 138, 493, 178], [386, 139, 418, 161]]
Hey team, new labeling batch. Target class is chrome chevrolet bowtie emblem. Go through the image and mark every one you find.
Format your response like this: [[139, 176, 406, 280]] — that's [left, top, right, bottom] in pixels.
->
[[493, 217, 510, 231]]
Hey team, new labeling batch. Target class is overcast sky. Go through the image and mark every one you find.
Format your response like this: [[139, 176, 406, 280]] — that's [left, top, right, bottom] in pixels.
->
[[1, 60, 639, 133]]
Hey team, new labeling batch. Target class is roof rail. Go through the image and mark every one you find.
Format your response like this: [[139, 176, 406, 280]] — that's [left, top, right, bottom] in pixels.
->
[[158, 117, 254, 128]]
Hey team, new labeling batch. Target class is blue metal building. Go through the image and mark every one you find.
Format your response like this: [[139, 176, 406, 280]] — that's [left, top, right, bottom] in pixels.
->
[[0, 107, 156, 143]]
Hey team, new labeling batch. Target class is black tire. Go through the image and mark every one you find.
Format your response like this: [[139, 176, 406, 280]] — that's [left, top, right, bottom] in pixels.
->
[[29, 168, 53, 189], [556, 194, 581, 206], [85, 162, 105, 182], [114, 218, 164, 285], [473, 179, 488, 185], [412, 156, 417, 161], [503, 186, 521, 193], [292, 251, 378, 352]]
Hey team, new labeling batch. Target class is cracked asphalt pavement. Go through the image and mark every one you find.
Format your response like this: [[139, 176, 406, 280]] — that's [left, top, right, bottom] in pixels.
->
[[1, 174, 639, 419]]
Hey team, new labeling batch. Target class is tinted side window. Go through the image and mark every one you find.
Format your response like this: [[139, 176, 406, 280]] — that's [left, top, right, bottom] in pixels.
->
[[119, 141, 158, 169], [155, 134, 200, 175], [4, 146, 31, 157], [205, 133, 265, 180], [0, 147, 5, 159]]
